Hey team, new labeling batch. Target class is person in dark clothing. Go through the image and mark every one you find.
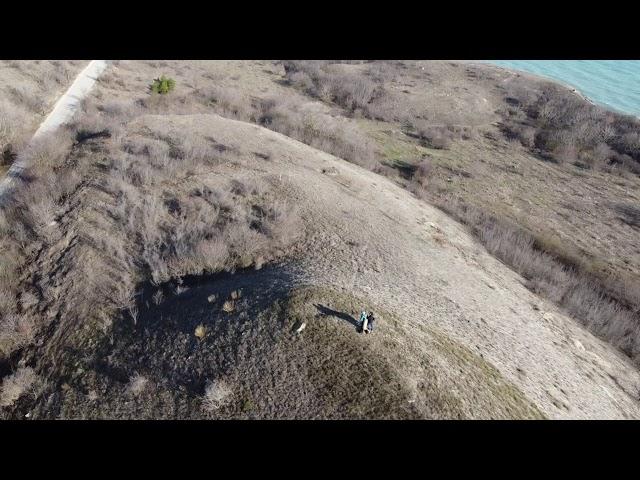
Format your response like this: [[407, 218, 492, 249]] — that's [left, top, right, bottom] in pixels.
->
[[365, 311, 375, 333]]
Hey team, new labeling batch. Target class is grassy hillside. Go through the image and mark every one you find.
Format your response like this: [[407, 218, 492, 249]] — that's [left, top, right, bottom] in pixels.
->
[[84, 59, 640, 368], [1, 60, 639, 419]]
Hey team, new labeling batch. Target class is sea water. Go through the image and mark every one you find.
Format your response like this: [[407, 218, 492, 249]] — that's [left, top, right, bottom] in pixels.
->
[[484, 60, 640, 118]]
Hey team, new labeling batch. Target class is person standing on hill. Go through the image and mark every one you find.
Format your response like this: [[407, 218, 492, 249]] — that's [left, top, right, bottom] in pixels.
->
[[365, 311, 375, 333], [359, 310, 368, 333]]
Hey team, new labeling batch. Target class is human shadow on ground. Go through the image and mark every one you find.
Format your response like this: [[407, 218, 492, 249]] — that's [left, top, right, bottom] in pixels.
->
[[314, 304, 360, 330]]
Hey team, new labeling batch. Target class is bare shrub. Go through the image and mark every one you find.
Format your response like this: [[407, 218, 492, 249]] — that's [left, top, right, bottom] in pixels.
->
[[127, 304, 139, 325], [431, 196, 640, 365], [282, 61, 386, 117], [194, 324, 207, 340], [501, 81, 640, 174], [416, 124, 454, 150], [1, 101, 30, 155], [7, 86, 47, 115], [256, 201, 304, 247], [18, 130, 73, 171], [126, 373, 149, 396], [615, 203, 640, 228], [367, 62, 398, 84], [0, 314, 35, 358], [413, 158, 433, 187], [288, 71, 314, 90], [196, 85, 253, 120], [202, 379, 232, 412], [0, 366, 37, 407], [152, 289, 164, 305]]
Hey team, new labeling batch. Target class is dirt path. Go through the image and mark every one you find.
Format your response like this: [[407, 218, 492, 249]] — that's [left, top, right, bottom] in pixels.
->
[[0, 60, 109, 201]]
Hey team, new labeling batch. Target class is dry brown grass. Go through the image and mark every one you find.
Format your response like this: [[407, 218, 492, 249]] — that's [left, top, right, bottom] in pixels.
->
[[0, 61, 87, 161], [615, 203, 640, 229]]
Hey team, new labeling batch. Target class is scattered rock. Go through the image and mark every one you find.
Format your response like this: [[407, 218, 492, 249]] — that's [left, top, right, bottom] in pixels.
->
[[207, 293, 217, 303], [321, 166, 339, 176], [295, 322, 306, 334], [222, 300, 235, 313]]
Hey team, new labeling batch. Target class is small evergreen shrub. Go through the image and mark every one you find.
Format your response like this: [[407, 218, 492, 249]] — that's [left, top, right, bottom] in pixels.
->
[[149, 76, 176, 95]]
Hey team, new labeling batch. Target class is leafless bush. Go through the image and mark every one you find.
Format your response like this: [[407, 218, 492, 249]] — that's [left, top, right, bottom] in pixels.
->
[[0, 314, 35, 358], [202, 379, 232, 411], [367, 62, 398, 84], [18, 130, 73, 171], [152, 289, 164, 305], [0, 101, 30, 156], [405, 158, 434, 195], [127, 304, 139, 325], [195, 85, 253, 120], [287, 71, 314, 90], [126, 373, 150, 396], [282, 61, 385, 117], [250, 95, 377, 168], [411, 121, 455, 150], [431, 196, 640, 365], [7, 87, 47, 115], [501, 82, 640, 173], [0, 366, 37, 407], [615, 203, 640, 228]]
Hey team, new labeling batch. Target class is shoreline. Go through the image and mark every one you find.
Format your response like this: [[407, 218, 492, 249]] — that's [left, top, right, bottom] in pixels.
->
[[468, 60, 639, 119]]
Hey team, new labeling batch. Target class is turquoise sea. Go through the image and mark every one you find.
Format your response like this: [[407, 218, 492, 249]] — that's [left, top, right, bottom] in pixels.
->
[[484, 61, 640, 118]]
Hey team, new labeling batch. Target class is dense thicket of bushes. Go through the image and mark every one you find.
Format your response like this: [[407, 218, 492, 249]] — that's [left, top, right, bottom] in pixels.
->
[[280, 61, 472, 149], [499, 82, 640, 174], [194, 85, 378, 169], [281, 61, 389, 119]]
